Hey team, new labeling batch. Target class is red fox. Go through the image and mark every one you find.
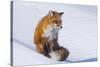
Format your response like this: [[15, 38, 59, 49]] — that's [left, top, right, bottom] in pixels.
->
[[33, 10, 69, 61]]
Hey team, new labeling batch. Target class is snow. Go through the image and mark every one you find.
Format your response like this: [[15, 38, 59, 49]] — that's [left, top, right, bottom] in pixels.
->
[[12, 1, 97, 66], [13, 39, 63, 66]]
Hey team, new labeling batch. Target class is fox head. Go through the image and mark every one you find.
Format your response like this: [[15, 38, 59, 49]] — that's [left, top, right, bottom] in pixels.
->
[[48, 10, 64, 30]]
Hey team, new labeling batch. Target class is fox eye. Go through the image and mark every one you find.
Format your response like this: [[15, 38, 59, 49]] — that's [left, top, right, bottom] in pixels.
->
[[59, 20, 62, 23], [53, 20, 57, 23]]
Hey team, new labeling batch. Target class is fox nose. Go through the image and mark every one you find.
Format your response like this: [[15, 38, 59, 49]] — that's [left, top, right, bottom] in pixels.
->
[[60, 26, 63, 28]]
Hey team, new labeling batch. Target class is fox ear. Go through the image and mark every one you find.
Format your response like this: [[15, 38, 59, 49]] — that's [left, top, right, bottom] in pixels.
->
[[59, 12, 64, 16], [49, 10, 55, 16]]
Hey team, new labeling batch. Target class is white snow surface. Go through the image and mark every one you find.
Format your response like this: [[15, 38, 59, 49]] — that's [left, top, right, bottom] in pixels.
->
[[12, 1, 97, 66]]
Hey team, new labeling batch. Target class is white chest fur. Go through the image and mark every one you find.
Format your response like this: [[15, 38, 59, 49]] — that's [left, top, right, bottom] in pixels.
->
[[42, 24, 59, 41]]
